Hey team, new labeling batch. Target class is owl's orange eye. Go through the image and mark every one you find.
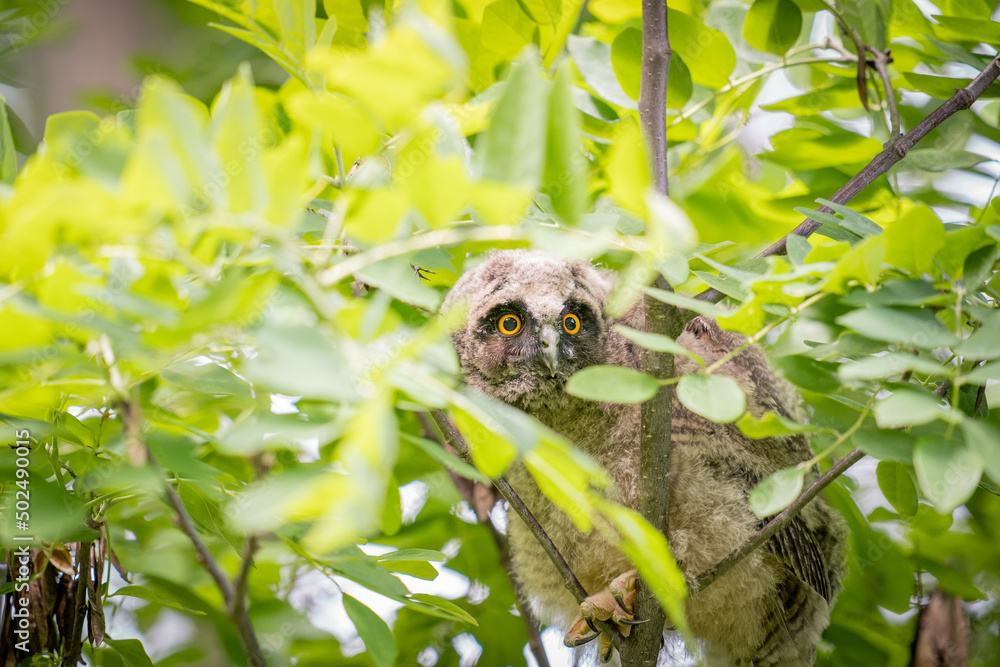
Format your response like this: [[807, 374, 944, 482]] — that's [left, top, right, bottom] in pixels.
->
[[498, 314, 522, 336], [563, 313, 581, 335]]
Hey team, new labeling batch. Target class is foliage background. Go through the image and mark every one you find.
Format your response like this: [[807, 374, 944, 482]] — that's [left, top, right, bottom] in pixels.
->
[[2, 0, 1000, 666]]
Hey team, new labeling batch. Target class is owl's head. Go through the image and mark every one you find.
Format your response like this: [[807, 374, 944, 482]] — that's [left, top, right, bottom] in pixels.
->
[[443, 250, 616, 404]]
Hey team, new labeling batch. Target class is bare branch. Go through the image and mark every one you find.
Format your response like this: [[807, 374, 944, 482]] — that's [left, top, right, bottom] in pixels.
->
[[120, 399, 266, 666], [637, 0, 670, 196], [416, 413, 551, 667], [693, 448, 865, 594], [627, 1, 682, 664], [866, 46, 900, 138], [427, 409, 624, 649], [230, 537, 265, 667], [697, 55, 1000, 303]]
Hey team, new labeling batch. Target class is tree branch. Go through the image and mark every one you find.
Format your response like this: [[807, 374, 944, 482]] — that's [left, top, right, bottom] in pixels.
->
[[427, 408, 624, 649], [416, 413, 551, 667], [693, 447, 865, 594], [637, 0, 670, 196], [626, 1, 681, 665], [697, 54, 1000, 303], [120, 399, 266, 667], [230, 536, 265, 667], [866, 46, 900, 138]]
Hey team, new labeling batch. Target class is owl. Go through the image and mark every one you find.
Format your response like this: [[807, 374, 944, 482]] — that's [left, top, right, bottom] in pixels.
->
[[443, 250, 846, 666]]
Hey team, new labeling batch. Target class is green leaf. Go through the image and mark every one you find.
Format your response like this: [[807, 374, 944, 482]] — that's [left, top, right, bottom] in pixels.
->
[[749, 466, 806, 517], [837, 352, 948, 382], [676, 373, 746, 423], [876, 461, 918, 516], [668, 8, 736, 87], [355, 258, 443, 310], [566, 365, 660, 404], [477, 51, 549, 186], [104, 638, 155, 667], [961, 419, 1000, 485], [344, 595, 397, 667], [874, 389, 960, 428], [912, 556, 986, 601], [815, 199, 884, 238], [852, 428, 915, 463], [404, 593, 478, 625], [482, 0, 539, 59], [883, 205, 945, 275], [962, 360, 1000, 385], [567, 35, 637, 110], [521, 0, 562, 25], [613, 324, 702, 362], [899, 149, 989, 172], [641, 286, 722, 319], [110, 586, 206, 616], [737, 411, 827, 439], [243, 325, 359, 403], [0, 97, 16, 184], [913, 437, 983, 514], [771, 355, 841, 393], [836, 307, 957, 350], [401, 433, 490, 483], [744, 0, 802, 55], [544, 65, 585, 224], [956, 324, 1000, 360]]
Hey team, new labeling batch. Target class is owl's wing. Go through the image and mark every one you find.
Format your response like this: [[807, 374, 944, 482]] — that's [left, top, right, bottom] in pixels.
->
[[765, 515, 834, 602]]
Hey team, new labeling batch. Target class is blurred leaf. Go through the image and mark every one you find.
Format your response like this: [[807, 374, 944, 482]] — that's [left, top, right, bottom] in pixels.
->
[[737, 411, 828, 439], [876, 461, 918, 516], [613, 324, 702, 362], [853, 428, 916, 463], [874, 388, 960, 428], [676, 373, 746, 423], [567, 35, 637, 110], [243, 325, 359, 403], [104, 638, 155, 667], [749, 466, 805, 517], [913, 437, 983, 514], [836, 307, 957, 350], [744, 0, 802, 55], [544, 65, 585, 224], [344, 595, 397, 667], [899, 149, 989, 172], [110, 586, 207, 616], [567, 365, 659, 404], [476, 51, 549, 186]]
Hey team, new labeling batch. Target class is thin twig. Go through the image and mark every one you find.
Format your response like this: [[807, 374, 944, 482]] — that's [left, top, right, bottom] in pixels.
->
[[866, 46, 900, 138], [697, 55, 1000, 302], [427, 409, 624, 649], [416, 414, 551, 667], [694, 448, 865, 593], [118, 398, 266, 666], [230, 536, 265, 667]]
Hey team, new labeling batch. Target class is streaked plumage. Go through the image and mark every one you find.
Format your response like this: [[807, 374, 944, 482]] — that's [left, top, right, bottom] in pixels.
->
[[444, 250, 845, 665]]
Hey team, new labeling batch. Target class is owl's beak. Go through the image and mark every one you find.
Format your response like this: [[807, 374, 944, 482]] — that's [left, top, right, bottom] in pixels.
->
[[539, 326, 560, 376]]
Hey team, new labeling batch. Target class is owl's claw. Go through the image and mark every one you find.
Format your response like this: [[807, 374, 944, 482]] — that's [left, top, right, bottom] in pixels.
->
[[562, 569, 641, 653]]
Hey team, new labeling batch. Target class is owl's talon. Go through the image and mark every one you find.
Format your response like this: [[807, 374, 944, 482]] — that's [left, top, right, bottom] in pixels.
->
[[563, 570, 641, 658], [619, 616, 649, 625], [564, 632, 599, 647], [564, 616, 600, 647], [599, 634, 614, 663]]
